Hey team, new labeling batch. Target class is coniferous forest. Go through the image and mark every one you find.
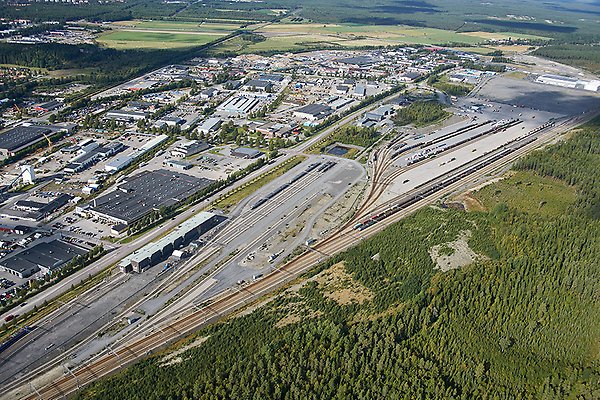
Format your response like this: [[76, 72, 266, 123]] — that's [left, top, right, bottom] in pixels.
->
[[76, 118, 600, 399]]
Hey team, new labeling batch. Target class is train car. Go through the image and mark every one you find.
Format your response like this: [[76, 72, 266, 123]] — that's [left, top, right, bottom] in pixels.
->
[[0, 326, 34, 354]]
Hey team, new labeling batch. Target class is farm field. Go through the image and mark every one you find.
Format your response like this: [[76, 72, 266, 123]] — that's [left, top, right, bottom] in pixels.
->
[[212, 23, 550, 54], [97, 30, 227, 49], [107, 20, 248, 33]]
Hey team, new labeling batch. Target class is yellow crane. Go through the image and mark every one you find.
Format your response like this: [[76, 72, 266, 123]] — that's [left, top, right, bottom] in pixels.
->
[[41, 132, 52, 152]]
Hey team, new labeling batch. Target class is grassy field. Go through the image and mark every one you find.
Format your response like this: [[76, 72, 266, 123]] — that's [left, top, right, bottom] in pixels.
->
[[108, 20, 247, 33], [469, 171, 577, 217], [212, 23, 549, 54], [97, 30, 227, 49]]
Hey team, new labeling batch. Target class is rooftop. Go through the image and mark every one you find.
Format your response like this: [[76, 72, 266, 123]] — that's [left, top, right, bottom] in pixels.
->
[[0, 125, 52, 152]]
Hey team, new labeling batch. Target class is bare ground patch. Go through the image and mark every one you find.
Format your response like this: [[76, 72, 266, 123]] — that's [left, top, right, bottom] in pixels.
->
[[160, 336, 210, 367], [316, 262, 373, 306], [274, 262, 372, 327], [429, 230, 486, 272]]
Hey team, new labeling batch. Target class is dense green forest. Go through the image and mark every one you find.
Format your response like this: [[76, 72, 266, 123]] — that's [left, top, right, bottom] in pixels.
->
[[534, 43, 600, 74], [75, 117, 600, 399], [0, 43, 207, 82], [393, 100, 450, 127], [3, 0, 600, 37], [329, 125, 380, 148]]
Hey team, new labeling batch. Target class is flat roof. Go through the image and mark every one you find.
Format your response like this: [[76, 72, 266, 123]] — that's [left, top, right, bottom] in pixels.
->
[[232, 147, 262, 157], [0, 125, 52, 152], [538, 74, 579, 83], [0, 239, 87, 273], [295, 103, 332, 116], [120, 212, 220, 266], [90, 169, 214, 224], [245, 79, 272, 88]]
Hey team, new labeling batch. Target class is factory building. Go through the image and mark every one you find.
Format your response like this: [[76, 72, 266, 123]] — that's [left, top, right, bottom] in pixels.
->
[[257, 73, 285, 83], [243, 79, 273, 92], [0, 239, 88, 278], [217, 96, 260, 116], [170, 140, 211, 158], [87, 169, 214, 226], [0, 126, 53, 156], [119, 212, 225, 273], [231, 147, 263, 159], [293, 103, 333, 121], [535, 74, 600, 92], [354, 85, 367, 98], [163, 159, 193, 170], [105, 134, 168, 172], [64, 141, 125, 174], [364, 105, 395, 121], [12, 193, 72, 221], [105, 110, 148, 122], [197, 118, 222, 135], [200, 88, 218, 99]]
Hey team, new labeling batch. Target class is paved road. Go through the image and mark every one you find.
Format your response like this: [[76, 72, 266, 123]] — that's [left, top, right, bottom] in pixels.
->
[[0, 86, 401, 327]]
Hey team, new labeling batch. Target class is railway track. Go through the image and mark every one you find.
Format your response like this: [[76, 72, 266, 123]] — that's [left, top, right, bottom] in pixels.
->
[[13, 111, 593, 400]]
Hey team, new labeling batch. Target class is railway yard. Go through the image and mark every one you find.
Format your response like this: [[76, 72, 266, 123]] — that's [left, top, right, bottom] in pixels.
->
[[0, 48, 599, 400]]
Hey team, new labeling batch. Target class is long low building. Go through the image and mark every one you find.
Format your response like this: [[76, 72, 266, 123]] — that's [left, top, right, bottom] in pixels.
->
[[88, 169, 214, 226], [0, 126, 52, 156], [119, 212, 225, 273], [217, 96, 260, 115], [0, 239, 88, 279], [293, 103, 333, 121], [105, 134, 168, 172], [536, 74, 600, 92]]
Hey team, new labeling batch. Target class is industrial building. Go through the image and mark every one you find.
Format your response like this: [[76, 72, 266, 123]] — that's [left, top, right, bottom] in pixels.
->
[[329, 97, 354, 110], [34, 100, 63, 113], [64, 141, 125, 174], [197, 117, 222, 134], [256, 122, 294, 138], [164, 159, 193, 170], [13, 193, 72, 220], [200, 88, 218, 99], [155, 116, 185, 127], [0, 126, 53, 156], [258, 73, 285, 82], [170, 140, 210, 158], [119, 212, 225, 273], [105, 134, 168, 172], [217, 96, 260, 115], [105, 110, 148, 122], [535, 74, 600, 92], [87, 169, 214, 225], [293, 103, 333, 121], [398, 71, 422, 82], [354, 85, 367, 97], [0, 239, 88, 278], [231, 147, 263, 159], [365, 105, 395, 121], [243, 79, 273, 92]]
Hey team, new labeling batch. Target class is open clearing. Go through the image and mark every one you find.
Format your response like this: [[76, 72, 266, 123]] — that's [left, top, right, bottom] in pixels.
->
[[97, 30, 226, 49], [212, 23, 549, 54], [97, 20, 242, 49], [429, 230, 483, 272], [108, 20, 245, 33], [468, 170, 577, 217]]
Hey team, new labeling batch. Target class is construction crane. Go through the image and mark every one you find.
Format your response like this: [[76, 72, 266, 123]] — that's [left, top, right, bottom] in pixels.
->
[[41, 131, 53, 152]]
